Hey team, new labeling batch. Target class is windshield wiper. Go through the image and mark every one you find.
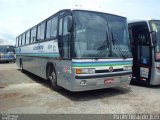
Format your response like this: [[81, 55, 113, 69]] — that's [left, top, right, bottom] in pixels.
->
[[97, 33, 109, 50], [111, 32, 127, 59], [96, 32, 111, 59]]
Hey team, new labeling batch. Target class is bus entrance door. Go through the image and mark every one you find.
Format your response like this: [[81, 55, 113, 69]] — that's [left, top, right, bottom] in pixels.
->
[[132, 28, 152, 85]]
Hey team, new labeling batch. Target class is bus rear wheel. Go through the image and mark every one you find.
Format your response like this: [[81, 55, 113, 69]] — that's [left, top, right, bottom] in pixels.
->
[[20, 60, 24, 72], [47, 65, 61, 91]]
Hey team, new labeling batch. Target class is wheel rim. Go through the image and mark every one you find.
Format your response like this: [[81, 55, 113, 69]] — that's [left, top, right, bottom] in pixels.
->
[[50, 71, 56, 84], [20, 64, 22, 70]]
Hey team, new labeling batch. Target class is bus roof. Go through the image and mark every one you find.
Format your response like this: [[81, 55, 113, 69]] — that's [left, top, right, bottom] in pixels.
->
[[128, 19, 160, 24], [17, 8, 126, 37], [70, 8, 126, 18]]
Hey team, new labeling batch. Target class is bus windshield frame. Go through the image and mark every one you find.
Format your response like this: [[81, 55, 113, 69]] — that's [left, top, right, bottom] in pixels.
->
[[0, 46, 15, 54], [72, 10, 132, 59]]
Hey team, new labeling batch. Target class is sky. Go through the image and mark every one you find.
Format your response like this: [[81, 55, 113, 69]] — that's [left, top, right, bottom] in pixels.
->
[[0, 0, 160, 45]]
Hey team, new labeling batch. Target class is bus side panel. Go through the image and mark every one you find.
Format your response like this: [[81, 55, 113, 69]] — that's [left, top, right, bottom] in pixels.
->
[[54, 60, 73, 91], [15, 40, 59, 80], [150, 63, 160, 85], [23, 57, 47, 80]]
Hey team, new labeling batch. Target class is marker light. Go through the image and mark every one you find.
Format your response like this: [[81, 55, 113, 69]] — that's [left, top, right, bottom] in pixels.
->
[[76, 68, 95, 74], [123, 66, 132, 71]]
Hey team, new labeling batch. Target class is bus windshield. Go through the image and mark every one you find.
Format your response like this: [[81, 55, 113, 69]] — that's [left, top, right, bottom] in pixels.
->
[[0, 46, 15, 53], [150, 21, 160, 53], [108, 15, 131, 59], [150, 21, 160, 61], [73, 11, 132, 59]]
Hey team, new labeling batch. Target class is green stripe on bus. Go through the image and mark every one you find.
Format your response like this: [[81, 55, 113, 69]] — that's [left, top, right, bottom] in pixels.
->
[[72, 62, 132, 67], [72, 64, 132, 67], [16, 53, 59, 57]]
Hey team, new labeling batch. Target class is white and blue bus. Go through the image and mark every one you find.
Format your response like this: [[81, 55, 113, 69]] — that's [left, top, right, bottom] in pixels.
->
[[0, 45, 15, 63], [129, 20, 160, 85], [16, 9, 132, 91]]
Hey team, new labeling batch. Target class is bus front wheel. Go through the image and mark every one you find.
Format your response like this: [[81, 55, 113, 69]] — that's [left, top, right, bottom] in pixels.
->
[[47, 65, 61, 91]]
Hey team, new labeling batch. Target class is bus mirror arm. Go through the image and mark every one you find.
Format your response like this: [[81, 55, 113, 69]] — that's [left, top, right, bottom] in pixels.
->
[[150, 31, 157, 48], [67, 16, 73, 32]]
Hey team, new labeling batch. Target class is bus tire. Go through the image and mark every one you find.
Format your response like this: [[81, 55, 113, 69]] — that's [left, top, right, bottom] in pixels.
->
[[20, 59, 24, 72], [47, 64, 61, 91]]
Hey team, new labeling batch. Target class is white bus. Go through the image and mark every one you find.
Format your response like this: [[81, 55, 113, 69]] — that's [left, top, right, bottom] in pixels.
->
[[16, 9, 132, 91], [129, 20, 160, 85], [0, 45, 15, 63]]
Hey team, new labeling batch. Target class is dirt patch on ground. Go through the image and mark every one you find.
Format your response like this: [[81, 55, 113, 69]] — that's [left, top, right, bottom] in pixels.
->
[[0, 92, 21, 99]]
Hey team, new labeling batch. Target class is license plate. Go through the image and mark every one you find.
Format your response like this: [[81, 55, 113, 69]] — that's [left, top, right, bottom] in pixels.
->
[[104, 79, 114, 84]]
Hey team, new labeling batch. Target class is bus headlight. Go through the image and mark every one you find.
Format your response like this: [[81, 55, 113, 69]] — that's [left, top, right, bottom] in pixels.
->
[[123, 66, 132, 71], [76, 68, 95, 74]]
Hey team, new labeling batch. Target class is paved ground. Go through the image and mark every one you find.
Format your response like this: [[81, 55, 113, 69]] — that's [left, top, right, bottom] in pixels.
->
[[0, 63, 160, 114]]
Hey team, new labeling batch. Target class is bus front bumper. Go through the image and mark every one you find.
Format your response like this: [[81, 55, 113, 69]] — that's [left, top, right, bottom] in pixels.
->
[[150, 67, 160, 85], [71, 72, 132, 92], [0, 58, 15, 62]]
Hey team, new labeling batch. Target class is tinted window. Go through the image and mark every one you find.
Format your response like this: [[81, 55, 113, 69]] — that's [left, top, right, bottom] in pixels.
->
[[62, 16, 70, 58], [46, 19, 51, 39], [150, 21, 160, 53], [107, 15, 132, 58], [26, 30, 30, 44], [31, 27, 37, 43], [59, 18, 63, 36], [51, 17, 58, 38], [16, 37, 18, 47], [46, 16, 58, 39], [37, 22, 45, 40], [22, 33, 26, 45], [19, 36, 22, 46], [73, 11, 109, 58], [37, 25, 41, 40]]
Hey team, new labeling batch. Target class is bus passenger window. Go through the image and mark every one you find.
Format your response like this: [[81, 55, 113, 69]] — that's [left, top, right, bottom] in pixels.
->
[[19, 36, 22, 46], [16, 37, 18, 47], [22, 33, 26, 45], [37, 22, 45, 41], [46, 16, 58, 39], [26, 30, 30, 44], [59, 19, 63, 36], [62, 16, 70, 58], [51, 17, 58, 38], [31, 27, 37, 43], [46, 19, 52, 39]]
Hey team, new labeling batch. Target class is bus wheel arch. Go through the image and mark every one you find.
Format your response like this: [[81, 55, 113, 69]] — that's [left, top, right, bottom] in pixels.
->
[[46, 63, 61, 91]]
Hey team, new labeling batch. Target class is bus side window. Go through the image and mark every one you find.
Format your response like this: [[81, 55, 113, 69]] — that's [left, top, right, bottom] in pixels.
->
[[58, 18, 63, 56], [26, 30, 30, 44], [46, 19, 52, 39], [37, 22, 45, 41], [22, 33, 26, 45], [59, 18, 63, 36], [31, 27, 37, 43], [19, 35, 22, 46], [51, 16, 58, 38], [62, 16, 70, 58], [16, 37, 18, 47], [46, 16, 58, 39]]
